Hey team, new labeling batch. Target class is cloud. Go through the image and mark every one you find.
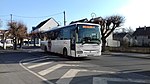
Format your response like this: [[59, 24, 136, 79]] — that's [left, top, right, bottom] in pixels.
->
[[118, 0, 150, 30]]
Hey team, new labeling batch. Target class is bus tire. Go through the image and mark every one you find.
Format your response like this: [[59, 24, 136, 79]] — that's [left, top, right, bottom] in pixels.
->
[[63, 48, 67, 56], [44, 46, 47, 52]]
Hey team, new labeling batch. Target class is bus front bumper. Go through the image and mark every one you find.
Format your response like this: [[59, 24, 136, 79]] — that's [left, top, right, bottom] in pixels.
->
[[76, 50, 101, 57]]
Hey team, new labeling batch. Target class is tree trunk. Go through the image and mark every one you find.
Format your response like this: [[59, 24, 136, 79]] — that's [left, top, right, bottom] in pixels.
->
[[13, 38, 17, 50], [3, 40, 6, 50], [28, 39, 29, 46], [19, 38, 23, 49], [101, 37, 106, 52], [34, 37, 36, 47]]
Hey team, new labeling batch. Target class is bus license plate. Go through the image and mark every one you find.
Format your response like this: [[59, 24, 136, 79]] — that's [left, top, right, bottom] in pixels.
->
[[88, 54, 94, 56]]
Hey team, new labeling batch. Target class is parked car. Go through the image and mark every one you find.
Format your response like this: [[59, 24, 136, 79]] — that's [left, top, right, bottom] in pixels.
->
[[0, 42, 3, 47], [0, 40, 13, 48]]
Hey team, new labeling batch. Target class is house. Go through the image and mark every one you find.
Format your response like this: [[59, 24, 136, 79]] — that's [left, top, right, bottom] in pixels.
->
[[0, 30, 10, 41], [32, 18, 59, 33], [113, 32, 132, 47], [132, 26, 150, 47], [0, 30, 5, 40], [0, 30, 13, 49], [106, 33, 120, 47], [31, 18, 59, 46]]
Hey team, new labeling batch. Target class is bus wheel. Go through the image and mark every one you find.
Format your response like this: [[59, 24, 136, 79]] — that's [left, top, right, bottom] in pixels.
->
[[44, 46, 47, 52], [63, 48, 67, 56]]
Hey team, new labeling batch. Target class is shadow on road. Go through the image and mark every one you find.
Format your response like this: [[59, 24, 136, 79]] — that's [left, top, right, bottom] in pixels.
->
[[0, 46, 91, 65], [0, 46, 150, 84], [41, 71, 150, 84]]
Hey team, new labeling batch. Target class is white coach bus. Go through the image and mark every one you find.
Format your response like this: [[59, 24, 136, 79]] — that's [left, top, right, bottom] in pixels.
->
[[41, 23, 101, 57]]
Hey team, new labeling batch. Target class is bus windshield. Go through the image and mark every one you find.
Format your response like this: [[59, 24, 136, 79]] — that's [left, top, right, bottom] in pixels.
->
[[77, 24, 101, 44]]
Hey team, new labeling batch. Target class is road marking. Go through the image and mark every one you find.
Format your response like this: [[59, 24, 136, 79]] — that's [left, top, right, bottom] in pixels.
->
[[56, 69, 116, 84], [23, 58, 51, 65], [56, 69, 86, 84], [27, 62, 53, 69], [19, 60, 54, 84], [22, 56, 49, 62], [64, 61, 82, 63], [20, 58, 118, 84], [93, 77, 150, 84], [89, 70, 116, 74], [38, 64, 80, 76]]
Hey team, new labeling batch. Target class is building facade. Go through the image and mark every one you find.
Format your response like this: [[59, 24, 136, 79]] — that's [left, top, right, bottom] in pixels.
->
[[132, 26, 150, 47], [106, 33, 120, 47], [31, 18, 59, 46]]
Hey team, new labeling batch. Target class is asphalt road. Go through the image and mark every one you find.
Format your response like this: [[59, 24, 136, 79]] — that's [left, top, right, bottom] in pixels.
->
[[0, 48, 150, 84]]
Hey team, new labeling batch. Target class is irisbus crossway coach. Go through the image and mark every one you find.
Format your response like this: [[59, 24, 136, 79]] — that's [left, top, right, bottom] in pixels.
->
[[41, 23, 101, 57]]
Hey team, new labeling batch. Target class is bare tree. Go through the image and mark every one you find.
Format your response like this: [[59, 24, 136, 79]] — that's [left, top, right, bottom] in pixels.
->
[[126, 27, 134, 34], [90, 15, 125, 51], [7, 21, 27, 50], [0, 19, 2, 28]]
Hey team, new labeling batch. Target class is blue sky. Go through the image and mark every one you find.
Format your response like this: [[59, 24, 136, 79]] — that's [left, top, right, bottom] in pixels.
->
[[1, 0, 149, 32]]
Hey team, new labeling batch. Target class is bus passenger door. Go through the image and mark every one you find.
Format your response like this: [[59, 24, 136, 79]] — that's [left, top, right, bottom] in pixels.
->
[[70, 30, 76, 57]]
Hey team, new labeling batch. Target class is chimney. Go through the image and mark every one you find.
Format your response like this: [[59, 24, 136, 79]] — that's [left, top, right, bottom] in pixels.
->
[[144, 26, 146, 30]]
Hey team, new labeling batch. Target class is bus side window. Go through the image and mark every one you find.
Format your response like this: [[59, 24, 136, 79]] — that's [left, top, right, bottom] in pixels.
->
[[51, 32, 55, 40], [55, 31, 60, 40], [63, 27, 71, 40], [57, 29, 63, 40]]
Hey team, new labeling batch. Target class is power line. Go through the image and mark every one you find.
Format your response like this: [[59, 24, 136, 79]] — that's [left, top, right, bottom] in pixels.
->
[[0, 15, 9, 17], [13, 12, 63, 18], [0, 11, 67, 28]]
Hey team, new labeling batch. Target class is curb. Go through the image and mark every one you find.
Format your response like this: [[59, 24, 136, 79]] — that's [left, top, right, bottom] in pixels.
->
[[102, 52, 150, 59]]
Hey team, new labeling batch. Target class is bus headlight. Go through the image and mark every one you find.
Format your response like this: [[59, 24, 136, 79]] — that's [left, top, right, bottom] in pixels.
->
[[77, 51, 83, 54]]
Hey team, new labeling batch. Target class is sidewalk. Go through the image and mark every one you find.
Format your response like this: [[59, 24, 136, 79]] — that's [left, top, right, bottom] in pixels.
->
[[102, 52, 150, 59]]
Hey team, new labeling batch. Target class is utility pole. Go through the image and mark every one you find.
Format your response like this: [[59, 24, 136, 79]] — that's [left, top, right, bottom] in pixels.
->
[[10, 14, 17, 50], [63, 11, 66, 26], [10, 14, 12, 23]]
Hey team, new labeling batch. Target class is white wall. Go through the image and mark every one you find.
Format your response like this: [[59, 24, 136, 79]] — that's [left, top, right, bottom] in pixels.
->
[[106, 39, 120, 47], [40, 19, 58, 32], [106, 33, 120, 47]]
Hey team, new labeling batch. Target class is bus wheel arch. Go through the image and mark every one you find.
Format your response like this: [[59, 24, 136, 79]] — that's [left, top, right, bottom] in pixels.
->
[[63, 47, 68, 56]]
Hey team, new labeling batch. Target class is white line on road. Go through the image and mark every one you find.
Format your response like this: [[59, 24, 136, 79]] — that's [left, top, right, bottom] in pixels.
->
[[27, 62, 53, 69], [23, 58, 51, 65], [64, 61, 82, 63], [89, 70, 116, 74], [22, 55, 49, 62], [56, 69, 87, 84], [56, 69, 116, 84], [19, 60, 54, 84], [38, 64, 80, 76]]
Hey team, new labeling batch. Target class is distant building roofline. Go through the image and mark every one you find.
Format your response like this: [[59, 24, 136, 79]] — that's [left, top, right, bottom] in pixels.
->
[[33, 18, 59, 31]]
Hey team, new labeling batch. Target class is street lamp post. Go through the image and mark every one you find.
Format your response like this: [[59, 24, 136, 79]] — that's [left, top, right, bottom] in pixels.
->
[[91, 13, 96, 18]]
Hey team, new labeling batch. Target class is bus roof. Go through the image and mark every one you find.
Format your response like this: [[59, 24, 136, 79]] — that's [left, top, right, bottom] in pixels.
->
[[43, 22, 100, 33], [70, 22, 100, 26]]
